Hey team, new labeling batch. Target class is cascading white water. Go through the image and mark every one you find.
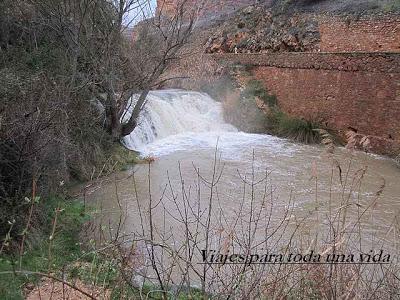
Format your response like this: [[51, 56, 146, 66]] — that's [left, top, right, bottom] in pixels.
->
[[91, 90, 400, 291], [123, 90, 237, 153]]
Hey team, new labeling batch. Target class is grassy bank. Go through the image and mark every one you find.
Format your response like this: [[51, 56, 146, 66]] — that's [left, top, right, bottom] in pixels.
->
[[0, 143, 142, 299], [0, 177, 204, 300], [0, 194, 137, 299], [0, 197, 88, 299], [1, 0, 178, 268]]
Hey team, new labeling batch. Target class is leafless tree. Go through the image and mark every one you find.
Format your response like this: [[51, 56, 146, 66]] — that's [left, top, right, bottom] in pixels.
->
[[7, 0, 199, 142], [86, 0, 199, 140], [0, 0, 201, 242]]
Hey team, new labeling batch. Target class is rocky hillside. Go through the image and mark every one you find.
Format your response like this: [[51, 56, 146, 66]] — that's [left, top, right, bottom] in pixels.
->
[[157, 0, 400, 19], [205, 6, 321, 53], [269, 0, 400, 14], [155, 1, 400, 55], [202, 1, 400, 54]]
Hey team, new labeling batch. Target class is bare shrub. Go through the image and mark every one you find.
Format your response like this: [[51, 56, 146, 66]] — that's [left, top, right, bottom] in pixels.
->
[[74, 147, 400, 299], [0, 0, 198, 249]]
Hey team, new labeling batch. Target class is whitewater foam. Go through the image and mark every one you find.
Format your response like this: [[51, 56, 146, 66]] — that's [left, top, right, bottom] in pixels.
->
[[123, 90, 236, 151], [122, 89, 306, 158]]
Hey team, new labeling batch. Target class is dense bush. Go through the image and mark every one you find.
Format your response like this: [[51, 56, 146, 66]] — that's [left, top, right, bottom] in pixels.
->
[[0, 0, 132, 249], [0, 0, 193, 252], [267, 109, 322, 144]]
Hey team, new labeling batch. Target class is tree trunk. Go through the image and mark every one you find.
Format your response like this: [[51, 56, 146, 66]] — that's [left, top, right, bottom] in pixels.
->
[[104, 92, 122, 141], [120, 89, 149, 137]]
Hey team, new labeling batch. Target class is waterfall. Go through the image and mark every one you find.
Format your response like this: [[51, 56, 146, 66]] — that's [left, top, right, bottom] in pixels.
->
[[122, 90, 237, 152]]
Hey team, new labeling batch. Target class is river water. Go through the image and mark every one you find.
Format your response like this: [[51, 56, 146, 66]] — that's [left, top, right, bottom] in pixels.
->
[[86, 90, 399, 289]]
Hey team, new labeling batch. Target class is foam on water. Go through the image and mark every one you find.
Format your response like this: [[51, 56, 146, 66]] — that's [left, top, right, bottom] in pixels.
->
[[122, 90, 302, 158], [123, 90, 233, 150]]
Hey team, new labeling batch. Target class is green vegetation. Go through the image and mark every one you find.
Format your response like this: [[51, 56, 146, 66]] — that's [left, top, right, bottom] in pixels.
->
[[0, 196, 205, 299], [110, 145, 140, 171], [0, 1, 195, 297], [0, 2, 150, 297], [0, 0, 159, 253], [267, 109, 322, 144], [0, 0, 117, 243], [0, 197, 88, 299]]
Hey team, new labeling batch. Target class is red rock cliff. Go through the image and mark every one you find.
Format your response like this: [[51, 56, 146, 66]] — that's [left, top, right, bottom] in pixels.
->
[[156, 0, 259, 18]]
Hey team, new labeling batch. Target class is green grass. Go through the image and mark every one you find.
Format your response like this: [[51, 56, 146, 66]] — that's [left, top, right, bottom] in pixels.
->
[[0, 197, 89, 299], [68, 143, 140, 181], [235, 76, 327, 143], [0, 195, 206, 299], [110, 144, 140, 171], [268, 110, 322, 144]]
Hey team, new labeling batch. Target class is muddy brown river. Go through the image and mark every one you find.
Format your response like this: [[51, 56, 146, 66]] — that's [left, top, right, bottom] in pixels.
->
[[84, 90, 400, 290]]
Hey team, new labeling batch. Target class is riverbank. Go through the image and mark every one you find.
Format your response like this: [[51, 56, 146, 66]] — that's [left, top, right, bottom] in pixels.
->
[[0, 196, 89, 299], [0, 144, 141, 299], [0, 141, 205, 299], [0, 192, 205, 299]]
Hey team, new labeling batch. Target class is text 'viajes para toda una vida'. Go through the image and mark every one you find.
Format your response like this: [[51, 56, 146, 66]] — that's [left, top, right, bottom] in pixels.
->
[[200, 250, 391, 266]]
